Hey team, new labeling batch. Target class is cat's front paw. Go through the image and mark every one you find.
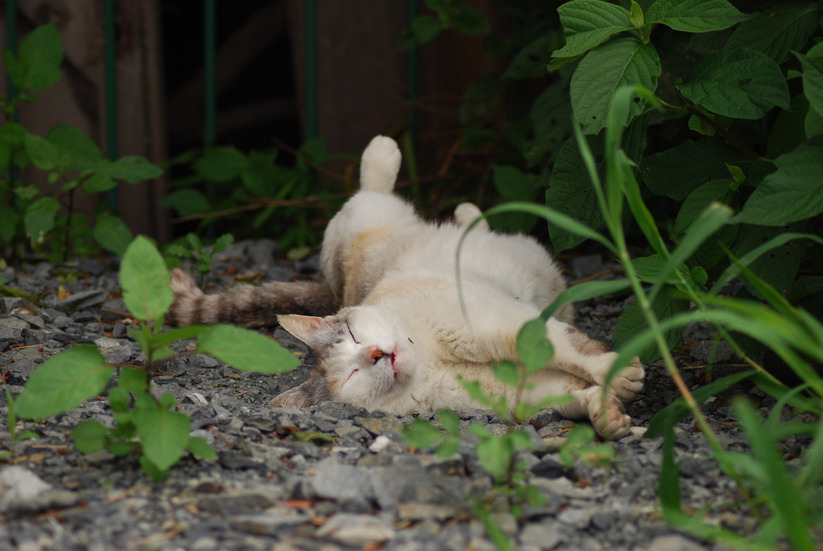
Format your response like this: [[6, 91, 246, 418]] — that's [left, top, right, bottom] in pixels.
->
[[360, 136, 402, 193], [611, 358, 644, 403], [454, 203, 488, 229], [167, 268, 204, 326], [584, 386, 632, 440]]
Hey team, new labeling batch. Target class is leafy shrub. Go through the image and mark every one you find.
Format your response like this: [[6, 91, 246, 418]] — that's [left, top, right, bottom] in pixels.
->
[[1, 24, 162, 261], [14, 236, 299, 479]]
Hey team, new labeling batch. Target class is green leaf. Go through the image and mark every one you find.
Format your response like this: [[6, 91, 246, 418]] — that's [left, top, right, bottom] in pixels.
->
[[516, 318, 553, 374], [492, 165, 534, 201], [118, 367, 149, 393], [241, 150, 278, 196], [4, 23, 64, 91], [435, 410, 460, 434], [546, 137, 604, 252], [24, 133, 63, 170], [103, 156, 163, 183], [725, 2, 819, 64], [15, 344, 114, 419], [674, 179, 733, 234], [570, 38, 661, 135], [796, 49, 823, 118], [409, 15, 443, 45], [492, 361, 519, 387], [108, 386, 130, 412], [736, 141, 823, 226], [46, 125, 103, 171], [646, 0, 749, 33], [476, 435, 513, 480], [639, 140, 742, 200], [194, 147, 249, 183], [0, 204, 19, 244], [679, 48, 789, 120], [540, 279, 632, 320], [132, 396, 190, 472], [161, 189, 212, 217], [70, 419, 108, 454], [93, 215, 134, 255], [120, 236, 174, 322], [553, 0, 632, 59], [528, 82, 572, 164], [728, 225, 808, 296], [23, 196, 60, 244], [503, 35, 557, 80], [612, 292, 689, 363], [197, 324, 301, 373], [187, 436, 217, 460], [403, 418, 447, 449]]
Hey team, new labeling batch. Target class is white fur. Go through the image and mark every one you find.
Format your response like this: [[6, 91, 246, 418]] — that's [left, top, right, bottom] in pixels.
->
[[278, 136, 644, 439]]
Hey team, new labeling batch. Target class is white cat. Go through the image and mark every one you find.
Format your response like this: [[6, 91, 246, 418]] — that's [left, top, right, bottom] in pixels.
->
[[168, 136, 644, 439]]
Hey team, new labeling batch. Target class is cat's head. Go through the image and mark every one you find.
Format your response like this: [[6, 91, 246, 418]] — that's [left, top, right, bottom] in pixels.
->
[[270, 306, 419, 410]]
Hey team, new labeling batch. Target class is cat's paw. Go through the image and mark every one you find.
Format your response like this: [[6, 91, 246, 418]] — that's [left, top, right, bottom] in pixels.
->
[[583, 386, 632, 440], [360, 135, 401, 193], [167, 268, 204, 326], [454, 203, 489, 229], [611, 358, 644, 404]]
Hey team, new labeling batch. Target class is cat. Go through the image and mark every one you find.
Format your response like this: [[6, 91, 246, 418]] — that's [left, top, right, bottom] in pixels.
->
[[167, 136, 644, 439]]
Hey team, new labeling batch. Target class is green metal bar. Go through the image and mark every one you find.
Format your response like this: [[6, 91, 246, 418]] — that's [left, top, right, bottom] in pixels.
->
[[104, 0, 118, 209], [304, 0, 317, 139], [204, 0, 216, 146], [5, 0, 18, 120]]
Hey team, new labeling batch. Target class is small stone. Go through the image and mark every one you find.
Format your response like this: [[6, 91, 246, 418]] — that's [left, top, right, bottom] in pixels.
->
[[311, 458, 373, 502], [230, 508, 309, 535], [94, 337, 132, 364], [396, 502, 462, 521], [530, 455, 575, 480], [558, 507, 591, 529], [647, 534, 706, 551], [196, 490, 283, 513], [243, 416, 277, 432], [60, 289, 107, 309], [315, 513, 394, 546], [315, 401, 368, 419], [519, 521, 564, 549], [369, 435, 393, 452], [0, 466, 78, 514], [355, 415, 402, 436]]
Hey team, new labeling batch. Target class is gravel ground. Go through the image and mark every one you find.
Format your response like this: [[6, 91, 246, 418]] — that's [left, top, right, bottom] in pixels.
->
[[0, 240, 796, 551]]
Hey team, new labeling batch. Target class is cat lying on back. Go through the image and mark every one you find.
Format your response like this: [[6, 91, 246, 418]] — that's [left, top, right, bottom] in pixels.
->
[[168, 136, 644, 439]]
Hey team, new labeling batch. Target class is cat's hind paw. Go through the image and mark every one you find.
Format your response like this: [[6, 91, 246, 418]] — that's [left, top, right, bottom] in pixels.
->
[[580, 385, 633, 440], [611, 358, 645, 404], [360, 135, 402, 193], [454, 203, 489, 230]]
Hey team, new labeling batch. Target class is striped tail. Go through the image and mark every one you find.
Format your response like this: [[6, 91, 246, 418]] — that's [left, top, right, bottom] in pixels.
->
[[359, 135, 402, 193], [166, 268, 338, 327]]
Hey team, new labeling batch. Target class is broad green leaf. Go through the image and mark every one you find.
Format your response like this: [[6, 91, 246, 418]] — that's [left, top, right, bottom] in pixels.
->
[[529, 82, 572, 165], [570, 38, 660, 135], [504, 36, 557, 80], [553, 0, 632, 59], [410, 15, 443, 45], [108, 386, 130, 412], [726, 2, 819, 64], [729, 225, 807, 296], [612, 292, 689, 363], [476, 435, 513, 480], [436, 410, 460, 434], [133, 398, 190, 472], [679, 48, 789, 120], [149, 325, 209, 351], [70, 419, 108, 454], [796, 49, 823, 118], [639, 140, 741, 200], [47, 125, 102, 171], [735, 141, 823, 226], [806, 106, 823, 138], [83, 157, 162, 193], [546, 137, 604, 252], [646, 0, 749, 33], [197, 324, 301, 373], [161, 189, 212, 217], [187, 436, 217, 460], [24, 133, 63, 170], [23, 196, 60, 244], [674, 179, 734, 234], [492, 361, 519, 387], [493, 165, 534, 201], [194, 146, 249, 183], [241, 150, 278, 196], [15, 344, 114, 419], [516, 318, 553, 374], [120, 236, 174, 322], [118, 366, 149, 394], [403, 418, 447, 449], [4, 23, 63, 91], [0, 204, 19, 244], [93, 214, 134, 255]]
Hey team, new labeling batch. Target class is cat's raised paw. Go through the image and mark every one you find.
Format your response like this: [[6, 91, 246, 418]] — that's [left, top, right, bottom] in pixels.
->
[[581, 385, 632, 440], [454, 203, 489, 230], [612, 358, 645, 403], [360, 135, 402, 193]]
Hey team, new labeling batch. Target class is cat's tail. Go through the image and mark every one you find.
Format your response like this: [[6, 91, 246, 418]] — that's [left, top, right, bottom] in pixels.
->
[[167, 268, 338, 327], [359, 135, 402, 193]]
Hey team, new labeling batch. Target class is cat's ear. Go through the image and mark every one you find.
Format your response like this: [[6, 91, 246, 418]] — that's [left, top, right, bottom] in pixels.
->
[[277, 314, 328, 346]]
